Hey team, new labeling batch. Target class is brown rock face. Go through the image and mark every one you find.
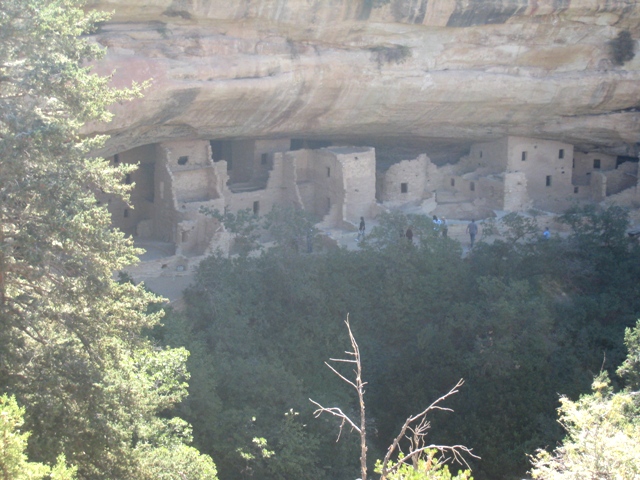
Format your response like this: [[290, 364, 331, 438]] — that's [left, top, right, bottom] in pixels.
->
[[87, 0, 640, 159]]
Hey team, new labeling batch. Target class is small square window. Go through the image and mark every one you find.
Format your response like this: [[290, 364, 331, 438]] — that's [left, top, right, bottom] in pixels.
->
[[574, 186, 579, 194], [400, 183, 408, 193], [593, 159, 601, 169], [546, 175, 552, 187], [521, 151, 528, 161], [125, 174, 132, 185], [261, 153, 268, 165], [177, 156, 189, 165], [470, 181, 475, 191], [113, 154, 120, 164], [559, 149, 564, 159], [124, 209, 129, 218], [450, 178, 455, 187]]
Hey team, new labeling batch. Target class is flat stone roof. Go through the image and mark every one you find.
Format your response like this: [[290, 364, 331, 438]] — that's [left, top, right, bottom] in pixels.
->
[[326, 146, 372, 155]]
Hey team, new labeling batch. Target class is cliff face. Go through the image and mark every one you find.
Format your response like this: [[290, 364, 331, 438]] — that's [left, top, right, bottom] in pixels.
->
[[88, 0, 640, 158]]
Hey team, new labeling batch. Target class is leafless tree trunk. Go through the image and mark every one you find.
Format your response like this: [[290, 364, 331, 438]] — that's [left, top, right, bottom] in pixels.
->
[[310, 316, 368, 480], [378, 378, 477, 479], [310, 316, 477, 480]]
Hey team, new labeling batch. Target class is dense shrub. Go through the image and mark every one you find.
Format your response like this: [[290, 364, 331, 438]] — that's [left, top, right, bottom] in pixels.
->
[[162, 207, 640, 480]]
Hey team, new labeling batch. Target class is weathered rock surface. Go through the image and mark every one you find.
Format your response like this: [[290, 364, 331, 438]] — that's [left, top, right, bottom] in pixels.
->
[[87, 0, 640, 159]]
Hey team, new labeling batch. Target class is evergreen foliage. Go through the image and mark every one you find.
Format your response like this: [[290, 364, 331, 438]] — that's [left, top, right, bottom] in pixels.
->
[[0, 394, 76, 480], [375, 450, 473, 480], [165, 205, 639, 480], [0, 0, 216, 478], [530, 320, 640, 479]]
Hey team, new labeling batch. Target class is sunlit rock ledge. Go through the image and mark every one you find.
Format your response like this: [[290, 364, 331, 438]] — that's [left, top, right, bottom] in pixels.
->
[[85, 0, 640, 159]]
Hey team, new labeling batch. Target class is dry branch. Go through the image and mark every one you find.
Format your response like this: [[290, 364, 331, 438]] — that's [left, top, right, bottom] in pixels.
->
[[311, 317, 477, 480], [309, 316, 368, 479]]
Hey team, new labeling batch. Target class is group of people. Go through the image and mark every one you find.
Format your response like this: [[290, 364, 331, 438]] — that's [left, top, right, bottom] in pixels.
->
[[358, 215, 550, 249], [415, 216, 478, 248], [432, 215, 448, 238]]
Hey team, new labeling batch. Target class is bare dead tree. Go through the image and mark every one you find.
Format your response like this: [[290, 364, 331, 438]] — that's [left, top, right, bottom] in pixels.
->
[[310, 316, 368, 480], [310, 317, 478, 480], [378, 378, 478, 479]]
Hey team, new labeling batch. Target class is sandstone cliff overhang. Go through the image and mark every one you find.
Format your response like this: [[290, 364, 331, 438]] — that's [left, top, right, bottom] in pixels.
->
[[86, 0, 640, 159]]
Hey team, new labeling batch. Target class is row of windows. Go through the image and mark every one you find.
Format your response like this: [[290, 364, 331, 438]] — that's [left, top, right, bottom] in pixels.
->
[[518, 150, 601, 169], [519, 149, 565, 161], [122, 179, 584, 221], [399, 175, 561, 195], [477, 148, 566, 161]]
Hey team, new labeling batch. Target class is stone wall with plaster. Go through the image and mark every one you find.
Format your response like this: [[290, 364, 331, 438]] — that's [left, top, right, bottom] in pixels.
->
[[468, 138, 509, 174], [603, 160, 639, 196], [106, 144, 156, 236], [506, 136, 574, 212], [572, 151, 617, 186], [334, 147, 376, 224], [224, 138, 290, 186], [307, 149, 346, 226], [225, 153, 287, 215], [286, 149, 314, 209], [153, 144, 180, 243], [378, 154, 429, 204], [591, 172, 608, 202], [476, 174, 506, 210], [503, 171, 531, 212]]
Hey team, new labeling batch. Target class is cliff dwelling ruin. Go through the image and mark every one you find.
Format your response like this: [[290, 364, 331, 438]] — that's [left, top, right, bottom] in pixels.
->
[[82, 0, 640, 286], [104, 135, 639, 276]]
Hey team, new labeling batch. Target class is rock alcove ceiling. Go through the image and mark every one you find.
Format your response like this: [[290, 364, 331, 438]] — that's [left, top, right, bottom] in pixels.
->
[[86, 0, 640, 160]]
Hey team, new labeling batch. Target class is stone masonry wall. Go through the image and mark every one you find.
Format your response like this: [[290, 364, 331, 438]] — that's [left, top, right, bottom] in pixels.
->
[[506, 136, 574, 212], [153, 144, 180, 243], [379, 154, 428, 204], [309, 149, 345, 226], [468, 138, 509, 174], [572, 151, 617, 186], [503, 171, 531, 212], [604, 161, 638, 196], [335, 147, 376, 224], [105, 144, 156, 236]]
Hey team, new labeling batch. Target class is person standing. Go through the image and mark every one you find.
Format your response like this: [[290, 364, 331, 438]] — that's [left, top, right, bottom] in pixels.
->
[[358, 216, 365, 242], [441, 217, 448, 238], [432, 215, 442, 232], [405, 226, 414, 244], [466, 219, 478, 248], [542, 227, 550, 240]]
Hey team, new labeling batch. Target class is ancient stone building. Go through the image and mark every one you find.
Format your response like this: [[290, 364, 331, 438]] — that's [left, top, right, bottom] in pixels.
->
[[108, 134, 638, 260], [108, 139, 378, 256], [374, 136, 638, 216]]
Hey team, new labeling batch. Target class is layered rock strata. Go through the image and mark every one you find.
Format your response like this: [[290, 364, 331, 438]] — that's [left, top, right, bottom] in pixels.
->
[[87, 0, 640, 158]]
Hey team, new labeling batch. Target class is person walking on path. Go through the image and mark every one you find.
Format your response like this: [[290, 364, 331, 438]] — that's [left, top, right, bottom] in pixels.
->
[[542, 227, 550, 240], [466, 219, 479, 248], [432, 215, 442, 232], [405, 226, 414, 244], [357, 216, 365, 242]]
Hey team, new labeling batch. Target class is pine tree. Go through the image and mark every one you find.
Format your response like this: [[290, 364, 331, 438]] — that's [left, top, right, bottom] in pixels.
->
[[0, 0, 217, 477]]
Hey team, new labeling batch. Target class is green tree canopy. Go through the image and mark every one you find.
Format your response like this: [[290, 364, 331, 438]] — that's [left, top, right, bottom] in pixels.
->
[[0, 0, 216, 478], [530, 320, 640, 479], [0, 394, 76, 480]]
